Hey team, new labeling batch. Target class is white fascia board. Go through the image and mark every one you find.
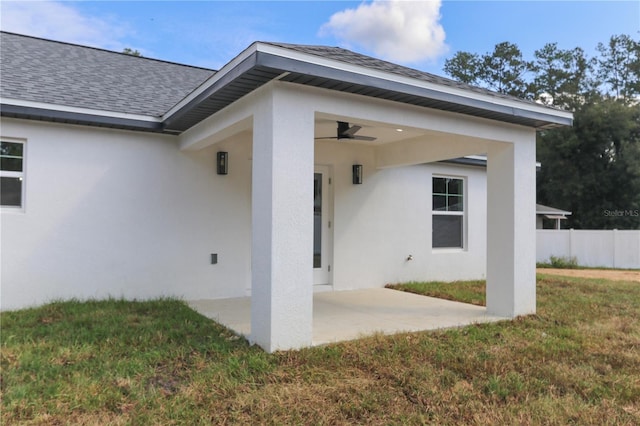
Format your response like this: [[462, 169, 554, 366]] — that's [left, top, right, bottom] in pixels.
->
[[0, 98, 162, 123], [254, 44, 574, 122]]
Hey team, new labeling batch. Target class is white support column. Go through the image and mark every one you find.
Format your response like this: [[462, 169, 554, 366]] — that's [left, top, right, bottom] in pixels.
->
[[250, 85, 315, 352], [486, 134, 537, 317]]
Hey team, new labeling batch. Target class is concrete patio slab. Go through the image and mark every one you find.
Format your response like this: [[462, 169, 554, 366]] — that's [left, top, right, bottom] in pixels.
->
[[188, 288, 508, 347]]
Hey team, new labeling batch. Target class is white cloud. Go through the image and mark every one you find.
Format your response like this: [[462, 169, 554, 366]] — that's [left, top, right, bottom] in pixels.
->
[[0, 0, 131, 50], [320, 0, 447, 64]]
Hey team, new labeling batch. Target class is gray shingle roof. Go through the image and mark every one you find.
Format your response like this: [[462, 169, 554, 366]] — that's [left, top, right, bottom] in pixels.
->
[[0, 32, 215, 117]]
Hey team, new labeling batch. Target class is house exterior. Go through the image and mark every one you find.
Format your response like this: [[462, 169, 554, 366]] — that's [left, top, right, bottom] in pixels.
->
[[536, 203, 572, 229], [0, 32, 572, 351]]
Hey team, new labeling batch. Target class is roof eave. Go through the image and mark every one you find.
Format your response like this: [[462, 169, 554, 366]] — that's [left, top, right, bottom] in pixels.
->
[[1, 103, 164, 133], [3, 38, 574, 134], [162, 42, 573, 133], [257, 44, 574, 127]]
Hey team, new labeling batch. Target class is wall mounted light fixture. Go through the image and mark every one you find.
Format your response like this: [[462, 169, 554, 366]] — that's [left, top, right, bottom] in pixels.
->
[[352, 164, 363, 184], [217, 152, 228, 175]]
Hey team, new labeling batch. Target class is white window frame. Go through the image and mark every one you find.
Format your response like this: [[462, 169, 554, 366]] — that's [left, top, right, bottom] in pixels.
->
[[1, 138, 26, 211], [432, 175, 466, 250]]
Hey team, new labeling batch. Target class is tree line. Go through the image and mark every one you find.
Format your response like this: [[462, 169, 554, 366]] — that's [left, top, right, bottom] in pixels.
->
[[444, 35, 640, 229]]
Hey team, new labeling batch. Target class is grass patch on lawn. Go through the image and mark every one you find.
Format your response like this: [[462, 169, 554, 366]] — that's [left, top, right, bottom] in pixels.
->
[[537, 255, 580, 269], [386, 280, 487, 306], [2, 277, 640, 425]]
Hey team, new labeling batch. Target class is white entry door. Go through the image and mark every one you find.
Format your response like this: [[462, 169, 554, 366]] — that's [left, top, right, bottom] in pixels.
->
[[313, 166, 332, 285]]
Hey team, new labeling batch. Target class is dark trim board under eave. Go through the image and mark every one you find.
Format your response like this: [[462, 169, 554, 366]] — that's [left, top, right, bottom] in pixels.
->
[[163, 52, 264, 132], [1, 104, 164, 133], [440, 157, 542, 171], [440, 157, 489, 168]]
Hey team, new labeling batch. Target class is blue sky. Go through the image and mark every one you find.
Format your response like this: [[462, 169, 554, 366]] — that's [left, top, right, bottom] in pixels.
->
[[1, 1, 638, 75]]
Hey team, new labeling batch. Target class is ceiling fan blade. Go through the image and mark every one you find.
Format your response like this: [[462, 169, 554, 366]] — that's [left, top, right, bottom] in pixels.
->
[[342, 125, 362, 137], [353, 135, 377, 141], [316, 121, 377, 141], [315, 135, 376, 141]]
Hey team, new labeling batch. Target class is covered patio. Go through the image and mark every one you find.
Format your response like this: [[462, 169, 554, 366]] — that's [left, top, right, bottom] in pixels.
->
[[189, 288, 508, 347], [172, 42, 572, 352]]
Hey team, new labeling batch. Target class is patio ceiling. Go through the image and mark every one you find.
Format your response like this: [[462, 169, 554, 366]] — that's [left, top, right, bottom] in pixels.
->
[[314, 115, 425, 145]]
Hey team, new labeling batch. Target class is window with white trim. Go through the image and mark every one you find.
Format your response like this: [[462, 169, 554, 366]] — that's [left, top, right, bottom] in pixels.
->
[[1, 140, 25, 208], [432, 176, 464, 248]]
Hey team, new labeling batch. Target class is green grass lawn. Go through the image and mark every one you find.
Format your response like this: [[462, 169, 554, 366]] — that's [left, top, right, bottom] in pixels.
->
[[2, 275, 639, 425]]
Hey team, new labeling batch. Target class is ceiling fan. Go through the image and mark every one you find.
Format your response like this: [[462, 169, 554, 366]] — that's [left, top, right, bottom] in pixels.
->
[[316, 121, 377, 141]]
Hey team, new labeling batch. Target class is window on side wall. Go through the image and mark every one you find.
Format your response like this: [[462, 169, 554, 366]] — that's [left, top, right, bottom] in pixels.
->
[[1, 140, 25, 209], [432, 176, 464, 249]]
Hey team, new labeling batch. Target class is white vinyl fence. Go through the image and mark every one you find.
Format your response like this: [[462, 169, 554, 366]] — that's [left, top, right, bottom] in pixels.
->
[[537, 230, 640, 269]]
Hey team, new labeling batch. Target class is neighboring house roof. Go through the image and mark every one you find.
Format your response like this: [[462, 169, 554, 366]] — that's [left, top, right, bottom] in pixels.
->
[[536, 204, 572, 219], [0, 31, 573, 134]]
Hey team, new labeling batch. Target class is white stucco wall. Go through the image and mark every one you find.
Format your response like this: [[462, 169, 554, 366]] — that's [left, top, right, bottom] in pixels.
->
[[1, 118, 253, 310], [1, 116, 489, 311], [315, 141, 487, 289]]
